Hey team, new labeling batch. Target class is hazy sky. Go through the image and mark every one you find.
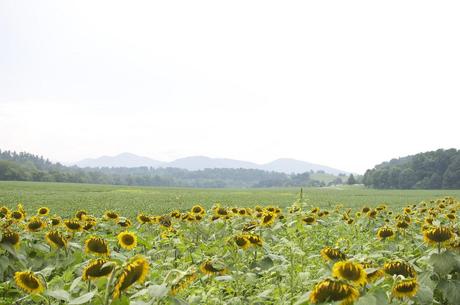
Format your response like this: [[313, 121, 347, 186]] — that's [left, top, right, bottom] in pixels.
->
[[1, 1, 459, 173]]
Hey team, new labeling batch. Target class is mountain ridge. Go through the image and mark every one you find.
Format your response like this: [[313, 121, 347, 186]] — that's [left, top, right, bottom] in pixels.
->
[[73, 153, 350, 175]]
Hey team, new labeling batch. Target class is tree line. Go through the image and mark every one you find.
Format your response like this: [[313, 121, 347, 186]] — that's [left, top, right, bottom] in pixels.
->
[[363, 148, 460, 189], [0, 150, 332, 188]]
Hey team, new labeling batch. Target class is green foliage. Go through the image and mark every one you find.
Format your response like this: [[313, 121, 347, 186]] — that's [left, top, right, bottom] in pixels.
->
[[363, 148, 460, 189]]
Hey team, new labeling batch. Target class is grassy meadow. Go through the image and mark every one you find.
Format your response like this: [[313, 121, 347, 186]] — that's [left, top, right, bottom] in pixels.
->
[[1, 181, 460, 217]]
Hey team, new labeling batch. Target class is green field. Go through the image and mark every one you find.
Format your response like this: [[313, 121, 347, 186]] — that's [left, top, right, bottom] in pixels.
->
[[1, 181, 460, 217]]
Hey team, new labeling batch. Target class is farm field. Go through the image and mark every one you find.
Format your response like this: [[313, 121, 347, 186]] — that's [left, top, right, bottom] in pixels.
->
[[1, 181, 460, 216], [0, 181, 460, 305]]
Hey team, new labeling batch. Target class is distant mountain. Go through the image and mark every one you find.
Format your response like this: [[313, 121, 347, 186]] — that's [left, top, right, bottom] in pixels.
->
[[73, 153, 349, 175], [75, 152, 166, 168]]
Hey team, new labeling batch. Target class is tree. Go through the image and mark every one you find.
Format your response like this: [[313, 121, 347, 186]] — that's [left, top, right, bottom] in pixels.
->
[[347, 174, 356, 185]]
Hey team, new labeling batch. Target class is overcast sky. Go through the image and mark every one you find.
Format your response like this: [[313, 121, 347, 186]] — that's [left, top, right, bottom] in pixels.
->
[[1, 1, 459, 173]]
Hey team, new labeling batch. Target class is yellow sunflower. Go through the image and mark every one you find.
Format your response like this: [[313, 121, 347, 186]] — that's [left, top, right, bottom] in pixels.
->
[[332, 261, 367, 286], [199, 260, 228, 276], [84, 236, 110, 256], [37, 207, 49, 216], [259, 212, 276, 227], [377, 226, 395, 240], [75, 210, 88, 220], [309, 278, 359, 305], [64, 219, 83, 232], [11, 210, 25, 222], [320, 247, 346, 262], [117, 231, 137, 250], [302, 215, 316, 225], [233, 235, 251, 250], [137, 213, 151, 224], [384, 261, 416, 278], [392, 278, 418, 299], [191, 205, 205, 215], [423, 226, 454, 245], [27, 217, 46, 232], [82, 259, 115, 281], [45, 230, 67, 249], [104, 211, 119, 220], [113, 257, 149, 298], [170, 272, 197, 296], [14, 271, 45, 294], [1, 230, 20, 247]]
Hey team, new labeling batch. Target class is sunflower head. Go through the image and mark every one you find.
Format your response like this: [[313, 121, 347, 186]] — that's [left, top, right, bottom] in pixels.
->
[[1, 230, 20, 247], [82, 259, 115, 281], [113, 257, 149, 298], [233, 235, 251, 250], [302, 215, 316, 225], [11, 211, 25, 222], [104, 211, 119, 220], [396, 221, 409, 229], [170, 272, 197, 296], [191, 205, 205, 215], [117, 218, 131, 228], [332, 261, 367, 286], [260, 212, 275, 226], [384, 260, 416, 278], [377, 226, 395, 240], [85, 236, 110, 256], [117, 231, 137, 250], [159, 215, 172, 228], [245, 233, 263, 247], [27, 217, 46, 232], [64, 219, 83, 232], [14, 271, 45, 294], [392, 278, 418, 299], [199, 260, 228, 276], [137, 213, 151, 224], [423, 226, 454, 245], [50, 216, 61, 226], [309, 278, 359, 305], [320, 247, 346, 262], [45, 230, 67, 248], [75, 210, 88, 220], [37, 207, 50, 216]]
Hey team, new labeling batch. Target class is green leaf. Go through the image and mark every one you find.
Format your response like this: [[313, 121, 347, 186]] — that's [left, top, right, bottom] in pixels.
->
[[45, 289, 71, 302], [147, 284, 168, 298], [69, 276, 82, 292], [111, 295, 130, 305], [68, 290, 96, 305], [437, 279, 460, 305], [415, 285, 433, 305], [429, 251, 460, 275], [356, 294, 377, 305]]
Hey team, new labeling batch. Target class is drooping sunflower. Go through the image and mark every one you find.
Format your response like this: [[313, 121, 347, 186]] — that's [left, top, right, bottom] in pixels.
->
[[84, 236, 110, 256], [377, 226, 395, 240], [75, 210, 88, 220], [117, 231, 137, 250], [137, 213, 151, 224], [45, 230, 67, 249], [320, 247, 346, 262], [332, 261, 367, 286], [37, 207, 50, 216], [245, 233, 263, 247], [199, 260, 228, 276], [14, 271, 45, 294], [83, 221, 96, 231], [113, 257, 149, 298], [159, 215, 172, 228], [396, 221, 409, 230], [170, 272, 197, 296], [82, 259, 115, 281], [117, 218, 131, 228], [423, 226, 454, 245], [242, 221, 258, 232], [27, 217, 46, 232], [302, 215, 316, 225], [309, 278, 359, 305], [233, 235, 251, 250], [0, 206, 10, 217], [392, 278, 418, 299], [366, 268, 385, 283], [383, 261, 416, 278], [1, 230, 20, 247], [170, 210, 181, 219], [64, 219, 83, 232], [215, 207, 229, 217], [104, 211, 119, 220]]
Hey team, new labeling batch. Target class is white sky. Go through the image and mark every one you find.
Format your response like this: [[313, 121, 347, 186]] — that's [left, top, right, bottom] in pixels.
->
[[1, 1, 459, 174]]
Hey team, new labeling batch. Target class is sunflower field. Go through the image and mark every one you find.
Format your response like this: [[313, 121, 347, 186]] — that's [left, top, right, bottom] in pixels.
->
[[0, 196, 459, 305]]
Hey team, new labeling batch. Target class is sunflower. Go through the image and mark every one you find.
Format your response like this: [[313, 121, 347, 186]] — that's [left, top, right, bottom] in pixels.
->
[[242, 221, 258, 232], [83, 221, 96, 231], [309, 278, 359, 305], [45, 230, 67, 248], [50, 216, 61, 226], [85, 236, 110, 256], [117, 231, 137, 250], [64, 219, 83, 232], [1, 230, 20, 247], [17, 204, 26, 217], [446, 213, 456, 221], [392, 278, 418, 299], [170, 210, 181, 219], [320, 247, 346, 262], [170, 272, 197, 296], [82, 259, 115, 281], [159, 215, 172, 228], [384, 261, 416, 278], [367, 210, 377, 218], [215, 207, 229, 217], [396, 221, 409, 229], [366, 268, 385, 283], [104, 211, 119, 220], [113, 257, 149, 298], [423, 226, 454, 245], [362, 207, 370, 213], [36, 207, 49, 216], [346, 219, 354, 225], [302, 215, 316, 225], [11, 211, 25, 222], [137, 213, 151, 224], [377, 227, 395, 240], [260, 212, 275, 226], [0, 206, 10, 216], [332, 261, 367, 286], [117, 218, 131, 228], [14, 271, 45, 294], [191, 205, 205, 215], [245, 233, 263, 247], [200, 260, 228, 276], [27, 217, 46, 232], [74, 210, 87, 220], [233, 235, 251, 250]]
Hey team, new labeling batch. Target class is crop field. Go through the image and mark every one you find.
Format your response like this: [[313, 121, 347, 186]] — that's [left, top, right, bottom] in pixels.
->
[[0, 182, 460, 305], [1, 181, 460, 217]]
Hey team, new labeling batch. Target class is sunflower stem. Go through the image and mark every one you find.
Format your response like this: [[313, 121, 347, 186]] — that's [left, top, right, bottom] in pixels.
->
[[103, 268, 116, 305]]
